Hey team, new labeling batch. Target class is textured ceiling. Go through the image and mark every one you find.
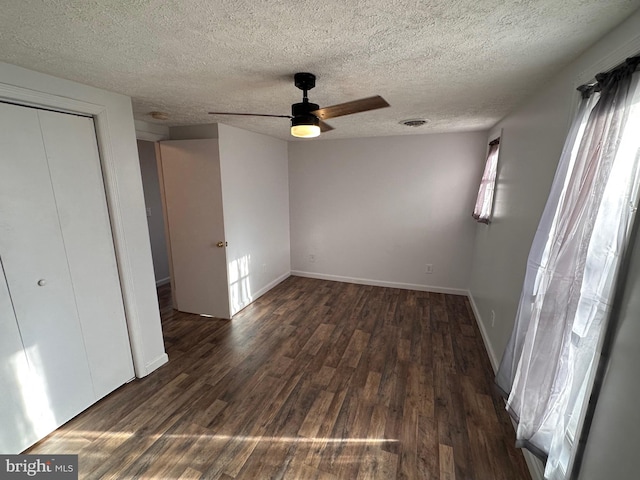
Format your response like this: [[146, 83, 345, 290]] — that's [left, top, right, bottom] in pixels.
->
[[1, 0, 639, 140]]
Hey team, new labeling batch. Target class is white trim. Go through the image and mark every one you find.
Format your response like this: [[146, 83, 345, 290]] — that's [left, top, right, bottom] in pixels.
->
[[575, 32, 640, 86], [145, 353, 169, 373], [0, 81, 151, 379], [93, 109, 150, 378], [523, 450, 546, 480], [290, 270, 468, 296], [0, 83, 103, 115], [155, 142, 177, 307], [155, 276, 171, 287], [250, 272, 290, 303], [135, 119, 170, 142], [467, 292, 499, 372], [467, 291, 545, 480], [231, 272, 290, 316], [137, 131, 167, 142]]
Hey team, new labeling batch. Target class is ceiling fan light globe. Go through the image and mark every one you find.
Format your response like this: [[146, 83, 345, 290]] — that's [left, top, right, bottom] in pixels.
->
[[291, 114, 321, 138], [291, 124, 321, 138]]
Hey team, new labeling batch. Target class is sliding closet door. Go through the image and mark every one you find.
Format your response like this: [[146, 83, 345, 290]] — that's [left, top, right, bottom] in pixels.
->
[[0, 102, 134, 453], [0, 263, 50, 453], [37, 110, 134, 399], [0, 103, 95, 451]]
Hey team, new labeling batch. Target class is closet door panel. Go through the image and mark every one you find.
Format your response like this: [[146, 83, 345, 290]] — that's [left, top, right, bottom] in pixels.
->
[[0, 265, 42, 452], [0, 103, 95, 435], [38, 110, 134, 398]]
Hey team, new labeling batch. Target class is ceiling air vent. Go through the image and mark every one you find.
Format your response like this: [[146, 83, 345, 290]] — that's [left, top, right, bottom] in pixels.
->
[[400, 118, 428, 127]]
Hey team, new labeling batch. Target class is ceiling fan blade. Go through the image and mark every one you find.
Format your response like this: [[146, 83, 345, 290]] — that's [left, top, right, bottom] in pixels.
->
[[319, 120, 334, 132], [208, 112, 292, 119], [312, 95, 390, 120]]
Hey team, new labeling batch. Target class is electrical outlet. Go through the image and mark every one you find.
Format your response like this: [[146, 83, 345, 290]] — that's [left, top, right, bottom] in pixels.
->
[[491, 310, 496, 327], [309, 254, 316, 263], [262, 263, 267, 273], [425, 264, 433, 274]]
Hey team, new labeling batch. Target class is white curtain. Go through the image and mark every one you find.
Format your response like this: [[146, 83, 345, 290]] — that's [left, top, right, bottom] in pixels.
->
[[473, 139, 500, 223], [496, 58, 640, 479]]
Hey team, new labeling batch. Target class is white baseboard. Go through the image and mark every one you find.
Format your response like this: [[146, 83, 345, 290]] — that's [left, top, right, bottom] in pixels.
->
[[523, 450, 545, 480], [290, 270, 469, 296], [141, 353, 169, 377], [230, 272, 291, 316], [466, 291, 499, 372], [155, 276, 171, 287], [467, 292, 544, 480], [251, 272, 290, 302]]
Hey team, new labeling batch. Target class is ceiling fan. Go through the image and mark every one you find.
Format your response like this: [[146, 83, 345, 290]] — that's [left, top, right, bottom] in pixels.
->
[[208, 72, 390, 138]]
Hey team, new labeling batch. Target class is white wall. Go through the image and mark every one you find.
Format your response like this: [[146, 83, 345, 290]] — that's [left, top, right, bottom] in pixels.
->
[[171, 123, 219, 140], [467, 9, 640, 479], [137, 140, 171, 285], [218, 123, 290, 315], [289, 133, 487, 294], [0, 62, 167, 377]]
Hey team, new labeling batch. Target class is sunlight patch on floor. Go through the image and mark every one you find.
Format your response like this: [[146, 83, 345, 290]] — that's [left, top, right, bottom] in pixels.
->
[[60, 431, 397, 445]]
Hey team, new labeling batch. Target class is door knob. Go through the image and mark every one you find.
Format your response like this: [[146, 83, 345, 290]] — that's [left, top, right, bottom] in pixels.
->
[[216, 241, 227, 248]]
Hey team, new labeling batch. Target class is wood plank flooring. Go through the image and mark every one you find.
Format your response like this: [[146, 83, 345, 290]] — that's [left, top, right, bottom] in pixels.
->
[[27, 276, 531, 479]]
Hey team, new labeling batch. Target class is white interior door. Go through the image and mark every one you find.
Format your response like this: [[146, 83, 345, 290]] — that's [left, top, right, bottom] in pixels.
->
[[159, 139, 231, 319], [0, 102, 134, 453]]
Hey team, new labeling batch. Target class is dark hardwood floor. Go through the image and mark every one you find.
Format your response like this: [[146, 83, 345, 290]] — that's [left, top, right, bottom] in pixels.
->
[[28, 276, 531, 479]]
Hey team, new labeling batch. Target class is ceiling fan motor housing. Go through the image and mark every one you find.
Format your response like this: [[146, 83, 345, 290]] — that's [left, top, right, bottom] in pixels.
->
[[292, 101, 319, 118], [291, 102, 320, 134]]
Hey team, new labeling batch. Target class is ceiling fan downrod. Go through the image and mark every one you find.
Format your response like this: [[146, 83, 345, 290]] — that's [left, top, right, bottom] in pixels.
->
[[292, 72, 319, 117]]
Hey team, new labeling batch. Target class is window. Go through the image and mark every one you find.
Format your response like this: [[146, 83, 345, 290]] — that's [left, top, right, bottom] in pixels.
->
[[496, 57, 640, 479], [473, 138, 500, 223]]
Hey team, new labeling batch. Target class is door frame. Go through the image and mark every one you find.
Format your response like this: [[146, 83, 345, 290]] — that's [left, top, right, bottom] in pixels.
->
[[0, 79, 167, 378]]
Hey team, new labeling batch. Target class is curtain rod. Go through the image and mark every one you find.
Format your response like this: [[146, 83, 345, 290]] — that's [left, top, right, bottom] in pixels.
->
[[577, 55, 640, 97]]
